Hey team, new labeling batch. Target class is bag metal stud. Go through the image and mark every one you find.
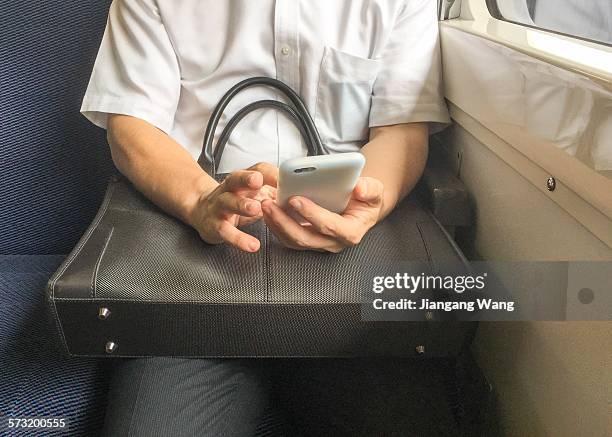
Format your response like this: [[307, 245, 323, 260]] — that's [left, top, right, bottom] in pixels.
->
[[105, 341, 117, 354], [98, 307, 111, 320]]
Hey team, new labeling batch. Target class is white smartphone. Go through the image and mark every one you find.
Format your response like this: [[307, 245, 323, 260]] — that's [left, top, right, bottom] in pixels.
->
[[277, 152, 366, 214]]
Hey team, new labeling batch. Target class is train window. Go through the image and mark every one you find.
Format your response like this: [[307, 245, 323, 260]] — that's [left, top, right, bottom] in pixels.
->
[[487, 0, 612, 46]]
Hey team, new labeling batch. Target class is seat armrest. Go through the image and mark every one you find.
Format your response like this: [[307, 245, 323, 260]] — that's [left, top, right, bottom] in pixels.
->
[[417, 167, 472, 228]]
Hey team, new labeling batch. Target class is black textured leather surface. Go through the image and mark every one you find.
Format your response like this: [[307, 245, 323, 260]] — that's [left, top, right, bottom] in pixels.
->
[[54, 300, 474, 358], [48, 178, 475, 357]]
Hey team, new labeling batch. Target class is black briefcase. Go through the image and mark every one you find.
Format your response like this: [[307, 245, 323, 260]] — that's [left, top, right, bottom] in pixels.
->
[[47, 78, 475, 357]]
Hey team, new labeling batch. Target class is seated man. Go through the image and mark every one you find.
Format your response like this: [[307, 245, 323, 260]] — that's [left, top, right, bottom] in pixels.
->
[[81, 0, 449, 434]]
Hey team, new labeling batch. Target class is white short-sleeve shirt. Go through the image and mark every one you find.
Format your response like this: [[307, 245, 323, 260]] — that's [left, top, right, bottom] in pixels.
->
[[82, 0, 449, 173]]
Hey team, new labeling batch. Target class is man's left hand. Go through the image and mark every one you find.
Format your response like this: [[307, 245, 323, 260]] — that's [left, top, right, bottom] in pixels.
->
[[261, 177, 384, 253]]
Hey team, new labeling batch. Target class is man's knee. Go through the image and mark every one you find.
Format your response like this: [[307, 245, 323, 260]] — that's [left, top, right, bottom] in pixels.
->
[[103, 358, 269, 437]]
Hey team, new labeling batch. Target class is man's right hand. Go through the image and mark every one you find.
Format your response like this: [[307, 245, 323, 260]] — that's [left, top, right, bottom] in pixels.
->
[[107, 116, 278, 253], [186, 162, 278, 252]]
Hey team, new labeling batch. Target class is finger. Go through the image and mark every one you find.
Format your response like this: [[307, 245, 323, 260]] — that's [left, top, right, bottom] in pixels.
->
[[217, 221, 260, 252], [216, 192, 261, 217], [248, 162, 279, 187], [237, 215, 262, 227], [236, 186, 276, 203], [287, 196, 344, 238], [263, 217, 302, 251], [247, 185, 277, 202], [221, 170, 263, 193], [241, 185, 277, 202], [353, 177, 384, 205], [261, 200, 335, 250]]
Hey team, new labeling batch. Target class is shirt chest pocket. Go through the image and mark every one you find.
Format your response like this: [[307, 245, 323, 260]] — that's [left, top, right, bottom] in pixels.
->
[[315, 47, 381, 147]]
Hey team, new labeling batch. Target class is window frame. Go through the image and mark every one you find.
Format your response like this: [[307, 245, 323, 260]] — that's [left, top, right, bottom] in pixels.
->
[[441, 0, 612, 87], [485, 0, 612, 48]]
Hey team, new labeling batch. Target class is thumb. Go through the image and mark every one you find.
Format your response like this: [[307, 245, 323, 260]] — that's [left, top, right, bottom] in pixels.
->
[[353, 177, 384, 205]]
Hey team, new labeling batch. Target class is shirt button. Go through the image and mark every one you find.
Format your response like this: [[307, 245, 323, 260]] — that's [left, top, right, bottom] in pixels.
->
[[281, 46, 290, 56]]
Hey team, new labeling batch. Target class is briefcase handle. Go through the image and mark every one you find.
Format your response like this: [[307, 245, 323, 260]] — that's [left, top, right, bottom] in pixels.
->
[[197, 77, 325, 176]]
